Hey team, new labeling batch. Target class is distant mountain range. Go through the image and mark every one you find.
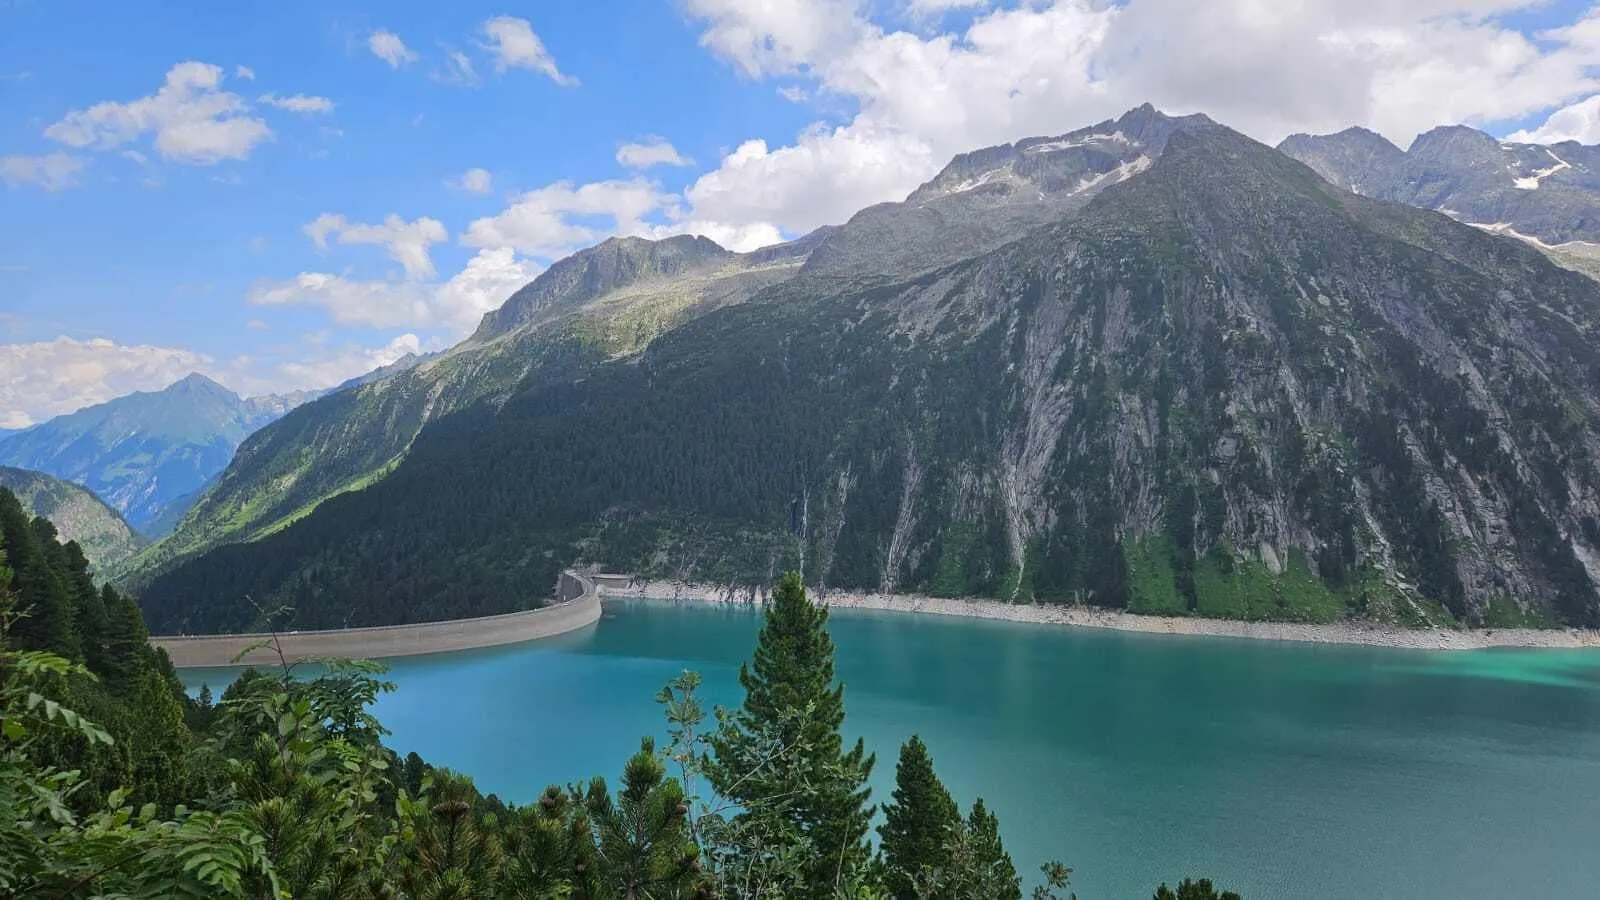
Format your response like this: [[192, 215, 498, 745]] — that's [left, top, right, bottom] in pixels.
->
[[1278, 126, 1600, 278], [133, 105, 1600, 634], [0, 374, 320, 536], [0, 466, 144, 568]]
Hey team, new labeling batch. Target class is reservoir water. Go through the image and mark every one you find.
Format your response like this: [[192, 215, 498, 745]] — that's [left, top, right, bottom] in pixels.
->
[[181, 600, 1600, 899]]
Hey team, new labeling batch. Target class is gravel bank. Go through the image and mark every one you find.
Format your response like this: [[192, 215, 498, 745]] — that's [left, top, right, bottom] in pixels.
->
[[600, 579, 1600, 651]]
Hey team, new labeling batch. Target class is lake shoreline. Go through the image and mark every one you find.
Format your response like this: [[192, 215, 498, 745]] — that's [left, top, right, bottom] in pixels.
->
[[598, 579, 1600, 651]]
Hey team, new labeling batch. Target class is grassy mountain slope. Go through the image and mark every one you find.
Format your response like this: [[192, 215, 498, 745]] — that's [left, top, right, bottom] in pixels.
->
[[139, 121, 1600, 633], [0, 466, 145, 568]]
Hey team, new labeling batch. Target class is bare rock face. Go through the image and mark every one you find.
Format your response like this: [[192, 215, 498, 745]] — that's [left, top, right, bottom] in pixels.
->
[[1280, 124, 1600, 245], [140, 108, 1600, 633]]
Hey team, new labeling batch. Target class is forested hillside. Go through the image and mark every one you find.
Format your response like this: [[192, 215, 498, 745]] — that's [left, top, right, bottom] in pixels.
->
[[140, 116, 1600, 634], [0, 466, 144, 568], [1, 487, 1236, 897]]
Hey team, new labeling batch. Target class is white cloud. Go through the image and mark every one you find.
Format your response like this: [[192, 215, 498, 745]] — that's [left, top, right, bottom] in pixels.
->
[[275, 333, 425, 390], [1506, 93, 1600, 143], [44, 61, 272, 165], [462, 179, 672, 258], [260, 93, 335, 114], [481, 16, 577, 85], [249, 248, 539, 333], [617, 136, 693, 169], [235, 65, 256, 80], [668, 0, 1600, 238], [431, 248, 543, 327], [0, 152, 87, 191], [449, 167, 493, 193], [684, 0, 865, 78], [0, 336, 213, 426], [303, 213, 449, 280], [369, 29, 419, 68], [434, 50, 479, 87], [647, 220, 786, 252], [121, 149, 148, 165], [250, 274, 432, 329], [906, 0, 987, 11]]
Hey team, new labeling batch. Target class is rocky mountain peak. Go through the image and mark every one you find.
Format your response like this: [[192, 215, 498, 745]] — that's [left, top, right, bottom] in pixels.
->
[[904, 104, 1219, 207], [470, 233, 732, 342]]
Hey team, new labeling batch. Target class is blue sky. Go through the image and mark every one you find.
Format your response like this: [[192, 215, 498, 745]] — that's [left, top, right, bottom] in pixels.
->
[[3, 0, 1600, 426]]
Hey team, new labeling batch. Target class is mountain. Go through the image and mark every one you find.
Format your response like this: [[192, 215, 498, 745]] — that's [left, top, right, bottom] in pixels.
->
[[0, 374, 317, 536], [137, 108, 1600, 634], [119, 230, 832, 587], [1278, 126, 1600, 276], [0, 466, 144, 568], [122, 106, 1216, 593]]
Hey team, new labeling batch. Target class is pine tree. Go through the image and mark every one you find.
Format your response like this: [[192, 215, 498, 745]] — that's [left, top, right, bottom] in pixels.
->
[[0, 492, 77, 656], [1153, 878, 1243, 900], [880, 735, 961, 900], [588, 737, 704, 898], [707, 571, 874, 898], [963, 798, 1021, 900], [101, 585, 149, 687]]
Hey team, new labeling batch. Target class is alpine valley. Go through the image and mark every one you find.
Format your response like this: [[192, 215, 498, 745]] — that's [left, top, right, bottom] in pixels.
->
[[0, 374, 319, 537], [130, 106, 1600, 635]]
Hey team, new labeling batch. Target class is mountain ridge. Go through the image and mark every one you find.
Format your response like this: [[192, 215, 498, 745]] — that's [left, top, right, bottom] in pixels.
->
[[136, 110, 1600, 633]]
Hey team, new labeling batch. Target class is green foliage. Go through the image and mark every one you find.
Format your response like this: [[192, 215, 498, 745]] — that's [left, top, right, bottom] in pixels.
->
[[707, 572, 876, 898], [1192, 549, 1346, 624], [1153, 877, 1244, 900], [879, 736, 962, 900], [4, 530, 1246, 898], [1127, 537, 1186, 616]]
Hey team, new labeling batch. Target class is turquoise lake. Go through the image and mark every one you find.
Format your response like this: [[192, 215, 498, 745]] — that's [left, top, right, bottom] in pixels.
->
[[181, 600, 1600, 899]]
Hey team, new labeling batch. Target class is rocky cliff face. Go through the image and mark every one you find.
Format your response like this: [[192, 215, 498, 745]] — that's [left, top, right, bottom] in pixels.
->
[[138, 111, 1600, 633], [1279, 125, 1600, 245]]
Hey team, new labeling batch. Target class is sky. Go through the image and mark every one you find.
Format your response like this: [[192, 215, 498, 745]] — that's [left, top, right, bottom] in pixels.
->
[[3, 0, 1600, 427]]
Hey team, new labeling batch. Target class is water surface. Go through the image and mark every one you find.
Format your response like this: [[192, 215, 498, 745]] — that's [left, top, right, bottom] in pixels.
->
[[183, 600, 1600, 899]]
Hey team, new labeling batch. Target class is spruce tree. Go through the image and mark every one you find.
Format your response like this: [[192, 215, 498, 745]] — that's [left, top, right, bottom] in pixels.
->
[[101, 585, 150, 686], [707, 571, 874, 898], [0, 492, 77, 656], [1153, 878, 1243, 900], [880, 735, 961, 900], [963, 798, 1022, 900]]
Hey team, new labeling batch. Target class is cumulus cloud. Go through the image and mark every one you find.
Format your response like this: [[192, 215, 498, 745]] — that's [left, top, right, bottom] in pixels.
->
[[369, 29, 419, 68], [250, 274, 432, 329], [0, 152, 87, 191], [617, 137, 693, 169], [481, 16, 577, 85], [449, 167, 493, 193], [274, 333, 426, 391], [0, 337, 214, 426], [303, 213, 449, 280], [668, 0, 1600, 239], [249, 248, 539, 333], [462, 179, 671, 258], [259, 93, 335, 114], [44, 62, 272, 165], [235, 65, 256, 80], [1506, 94, 1600, 143]]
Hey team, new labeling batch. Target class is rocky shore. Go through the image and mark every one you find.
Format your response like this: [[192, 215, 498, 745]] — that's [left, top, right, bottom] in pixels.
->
[[599, 579, 1600, 651]]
